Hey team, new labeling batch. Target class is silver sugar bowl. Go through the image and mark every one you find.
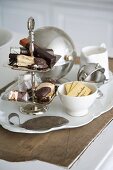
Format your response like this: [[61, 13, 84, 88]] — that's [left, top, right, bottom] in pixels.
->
[[77, 63, 106, 84]]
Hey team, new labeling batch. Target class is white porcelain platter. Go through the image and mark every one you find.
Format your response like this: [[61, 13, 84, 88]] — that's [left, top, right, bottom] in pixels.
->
[[0, 65, 113, 133]]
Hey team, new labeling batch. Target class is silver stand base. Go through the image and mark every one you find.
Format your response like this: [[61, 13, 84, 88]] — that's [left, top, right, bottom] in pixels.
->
[[20, 103, 48, 115]]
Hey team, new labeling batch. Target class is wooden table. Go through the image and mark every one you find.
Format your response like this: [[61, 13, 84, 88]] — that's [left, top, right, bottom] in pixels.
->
[[0, 58, 113, 169]]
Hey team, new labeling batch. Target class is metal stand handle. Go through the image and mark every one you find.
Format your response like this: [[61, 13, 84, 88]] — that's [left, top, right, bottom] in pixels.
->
[[27, 17, 35, 103]]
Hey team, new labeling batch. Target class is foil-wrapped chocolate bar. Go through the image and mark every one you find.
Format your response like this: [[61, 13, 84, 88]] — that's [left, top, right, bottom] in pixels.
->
[[35, 87, 51, 102], [8, 91, 29, 102], [10, 47, 29, 55], [34, 82, 55, 103]]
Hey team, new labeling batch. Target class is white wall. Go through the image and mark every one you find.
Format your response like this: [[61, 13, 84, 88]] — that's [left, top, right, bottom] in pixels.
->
[[0, 0, 113, 53]]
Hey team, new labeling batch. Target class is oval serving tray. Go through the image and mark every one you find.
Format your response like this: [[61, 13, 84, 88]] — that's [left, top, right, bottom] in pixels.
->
[[0, 65, 113, 133], [0, 72, 113, 133]]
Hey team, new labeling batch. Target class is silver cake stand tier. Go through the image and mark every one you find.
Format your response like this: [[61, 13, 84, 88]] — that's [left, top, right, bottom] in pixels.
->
[[20, 103, 48, 115], [1, 75, 56, 115]]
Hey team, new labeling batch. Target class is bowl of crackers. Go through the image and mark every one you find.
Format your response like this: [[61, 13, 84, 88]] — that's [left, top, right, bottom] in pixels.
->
[[58, 81, 98, 117]]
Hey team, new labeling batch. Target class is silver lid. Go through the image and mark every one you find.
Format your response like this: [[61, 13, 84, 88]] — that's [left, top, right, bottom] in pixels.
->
[[33, 26, 76, 80]]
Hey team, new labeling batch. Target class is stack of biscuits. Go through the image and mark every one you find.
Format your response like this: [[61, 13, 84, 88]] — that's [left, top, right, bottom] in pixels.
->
[[65, 81, 92, 97]]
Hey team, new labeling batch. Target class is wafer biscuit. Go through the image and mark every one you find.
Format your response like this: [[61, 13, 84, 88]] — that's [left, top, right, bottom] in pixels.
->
[[65, 82, 77, 94], [66, 81, 92, 97], [67, 82, 84, 96], [64, 83, 72, 94], [77, 86, 92, 96]]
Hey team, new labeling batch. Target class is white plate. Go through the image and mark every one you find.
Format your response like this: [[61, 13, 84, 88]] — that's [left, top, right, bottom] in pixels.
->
[[0, 65, 113, 133]]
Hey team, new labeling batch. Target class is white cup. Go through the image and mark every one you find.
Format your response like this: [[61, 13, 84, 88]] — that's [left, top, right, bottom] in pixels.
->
[[58, 81, 98, 117], [80, 44, 109, 80]]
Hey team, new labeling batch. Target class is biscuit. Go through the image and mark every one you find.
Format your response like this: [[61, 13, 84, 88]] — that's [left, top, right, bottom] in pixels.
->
[[17, 55, 34, 66], [65, 82, 77, 94], [77, 86, 92, 96], [66, 82, 92, 97]]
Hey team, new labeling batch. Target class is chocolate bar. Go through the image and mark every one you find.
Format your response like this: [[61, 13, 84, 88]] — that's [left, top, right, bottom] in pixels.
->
[[9, 53, 49, 70], [9, 53, 17, 65], [34, 82, 55, 103], [8, 90, 29, 102], [19, 38, 56, 68], [35, 87, 51, 102], [9, 54, 34, 67]]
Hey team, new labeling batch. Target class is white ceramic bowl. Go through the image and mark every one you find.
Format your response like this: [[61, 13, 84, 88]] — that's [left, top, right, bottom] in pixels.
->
[[58, 81, 98, 117]]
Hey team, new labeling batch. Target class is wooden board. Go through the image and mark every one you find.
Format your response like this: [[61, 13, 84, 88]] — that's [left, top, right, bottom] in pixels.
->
[[0, 110, 113, 167]]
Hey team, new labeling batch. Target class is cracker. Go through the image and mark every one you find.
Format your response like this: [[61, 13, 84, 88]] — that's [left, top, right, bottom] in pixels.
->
[[67, 82, 92, 97], [67, 82, 84, 96], [65, 81, 77, 94], [77, 86, 92, 96]]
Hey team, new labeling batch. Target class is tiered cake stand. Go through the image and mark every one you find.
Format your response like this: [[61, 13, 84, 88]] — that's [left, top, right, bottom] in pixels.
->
[[4, 17, 55, 115]]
